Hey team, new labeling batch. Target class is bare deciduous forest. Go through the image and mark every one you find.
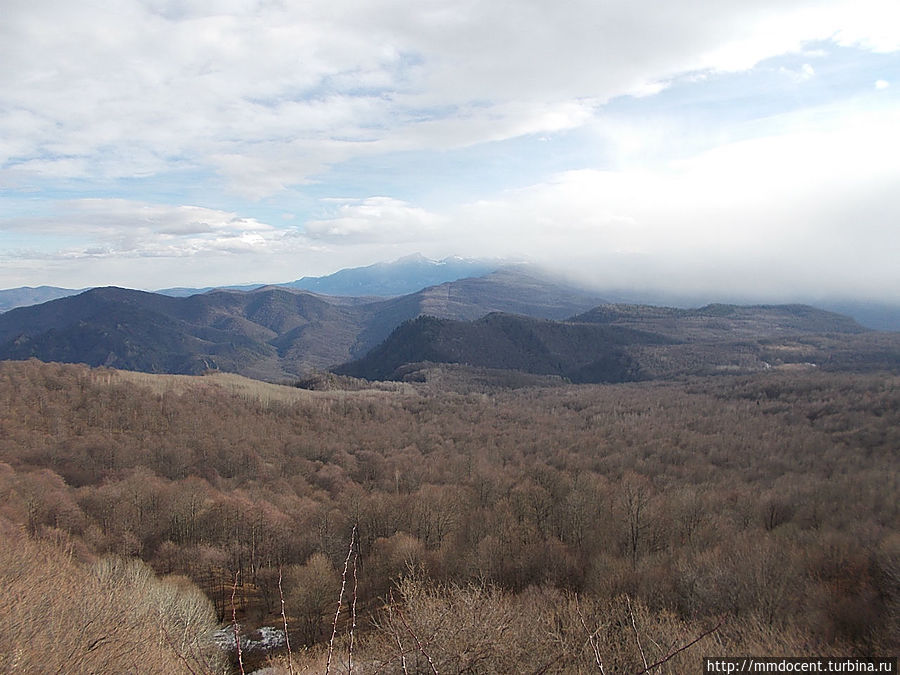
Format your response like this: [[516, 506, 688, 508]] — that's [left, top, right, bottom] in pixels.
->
[[1, 359, 897, 672]]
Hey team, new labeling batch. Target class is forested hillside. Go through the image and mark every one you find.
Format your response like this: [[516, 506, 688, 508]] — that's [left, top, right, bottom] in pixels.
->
[[1, 360, 897, 672], [336, 307, 899, 384], [336, 313, 673, 382], [0, 270, 606, 380]]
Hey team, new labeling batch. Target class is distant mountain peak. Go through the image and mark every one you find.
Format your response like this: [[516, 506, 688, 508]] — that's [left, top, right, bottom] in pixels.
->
[[0, 268, 607, 380], [0, 285, 86, 312], [282, 254, 504, 297], [394, 252, 432, 263]]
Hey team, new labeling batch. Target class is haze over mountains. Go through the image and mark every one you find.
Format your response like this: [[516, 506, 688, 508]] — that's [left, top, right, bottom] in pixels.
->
[[2, 254, 900, 332], [0, 256, 897, 384], [281, 253, 500, 297], [0, 254, 501, 310], [0, 285, 87, 313]]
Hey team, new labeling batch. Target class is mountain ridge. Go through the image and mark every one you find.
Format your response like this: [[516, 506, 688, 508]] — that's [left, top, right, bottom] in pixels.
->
[[2, 254, 899, 331], [0, 285, 87, 312], [0, 270, 607, 379], [334, 312, 677, 383], [281, 253, 502, 297], [334, 304, 896, 384]]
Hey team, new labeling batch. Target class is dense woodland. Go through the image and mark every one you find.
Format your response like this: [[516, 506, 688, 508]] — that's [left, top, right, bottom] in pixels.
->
[[1, 359, 898, 672]]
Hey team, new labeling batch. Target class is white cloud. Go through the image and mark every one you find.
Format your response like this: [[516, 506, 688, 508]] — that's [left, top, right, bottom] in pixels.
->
[[781, 63, 816, 81], [1, 0, 899, 297], [0, 197, 348, 288], [440, 105, 900, 301], [0, 199, 294, 258], [2, 0, 898, 196], [305, 197, 446, 243]]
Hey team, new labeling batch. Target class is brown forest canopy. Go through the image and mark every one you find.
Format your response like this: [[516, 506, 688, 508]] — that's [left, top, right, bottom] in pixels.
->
[[0, 359, 898, 670]]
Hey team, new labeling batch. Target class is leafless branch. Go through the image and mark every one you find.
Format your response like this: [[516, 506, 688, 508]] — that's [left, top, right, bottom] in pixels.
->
[[634, 616, 725, 674], [158, 622, 200, 675], [279, 566, 295, 675], [625, 594, 648, 673], [383, 590, 409, 675], [575, 594, 605, 673], [527, 651, 567, 675], [395, 602, 439, 675], [326, 524, 357, 675], [348, 543, 359, 674], [232, 571, 245, 675]]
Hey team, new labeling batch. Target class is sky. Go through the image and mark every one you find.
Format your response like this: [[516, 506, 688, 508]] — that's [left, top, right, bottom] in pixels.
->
[[1, 0, 899, 302]]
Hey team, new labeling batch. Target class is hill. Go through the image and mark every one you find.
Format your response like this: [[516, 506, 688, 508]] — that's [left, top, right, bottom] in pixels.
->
[[0, 287, 291, 378], [572, 303, 866, 339], [335, 313, 674, 382], [336, 303, 899, 384], [0, 285, 85, 312], [153, 253, 502, 299], [4, 273, 894, 384], [0, 270, 606, 379], [0, 255, 500, 310]]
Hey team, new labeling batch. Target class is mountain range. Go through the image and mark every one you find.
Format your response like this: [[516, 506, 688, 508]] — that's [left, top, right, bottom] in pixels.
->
[[0, 254, 503, 310], [1, 269, 898, 384], [2, 254, 900, 332], [0, 255, 898, 384], [0, 269, 607, 380], [281, 253, 500, 297], [336, 303, 900, 384]]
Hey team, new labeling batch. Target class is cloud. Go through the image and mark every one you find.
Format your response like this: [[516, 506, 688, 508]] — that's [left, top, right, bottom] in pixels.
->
[[3, 0, 898, 197], [0, 195, 449, 287], [780, 63, 816, 82], [438, 105, 900, 302], [1, 1, 899, 298], [3, 95, 899, 300], [0, 197, 348, 288], [304, 197, 446, 243], [0, 199, 295, 258]]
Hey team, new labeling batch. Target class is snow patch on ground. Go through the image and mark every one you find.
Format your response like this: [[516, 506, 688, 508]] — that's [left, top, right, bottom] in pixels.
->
[[211, 624, 286, 653]]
